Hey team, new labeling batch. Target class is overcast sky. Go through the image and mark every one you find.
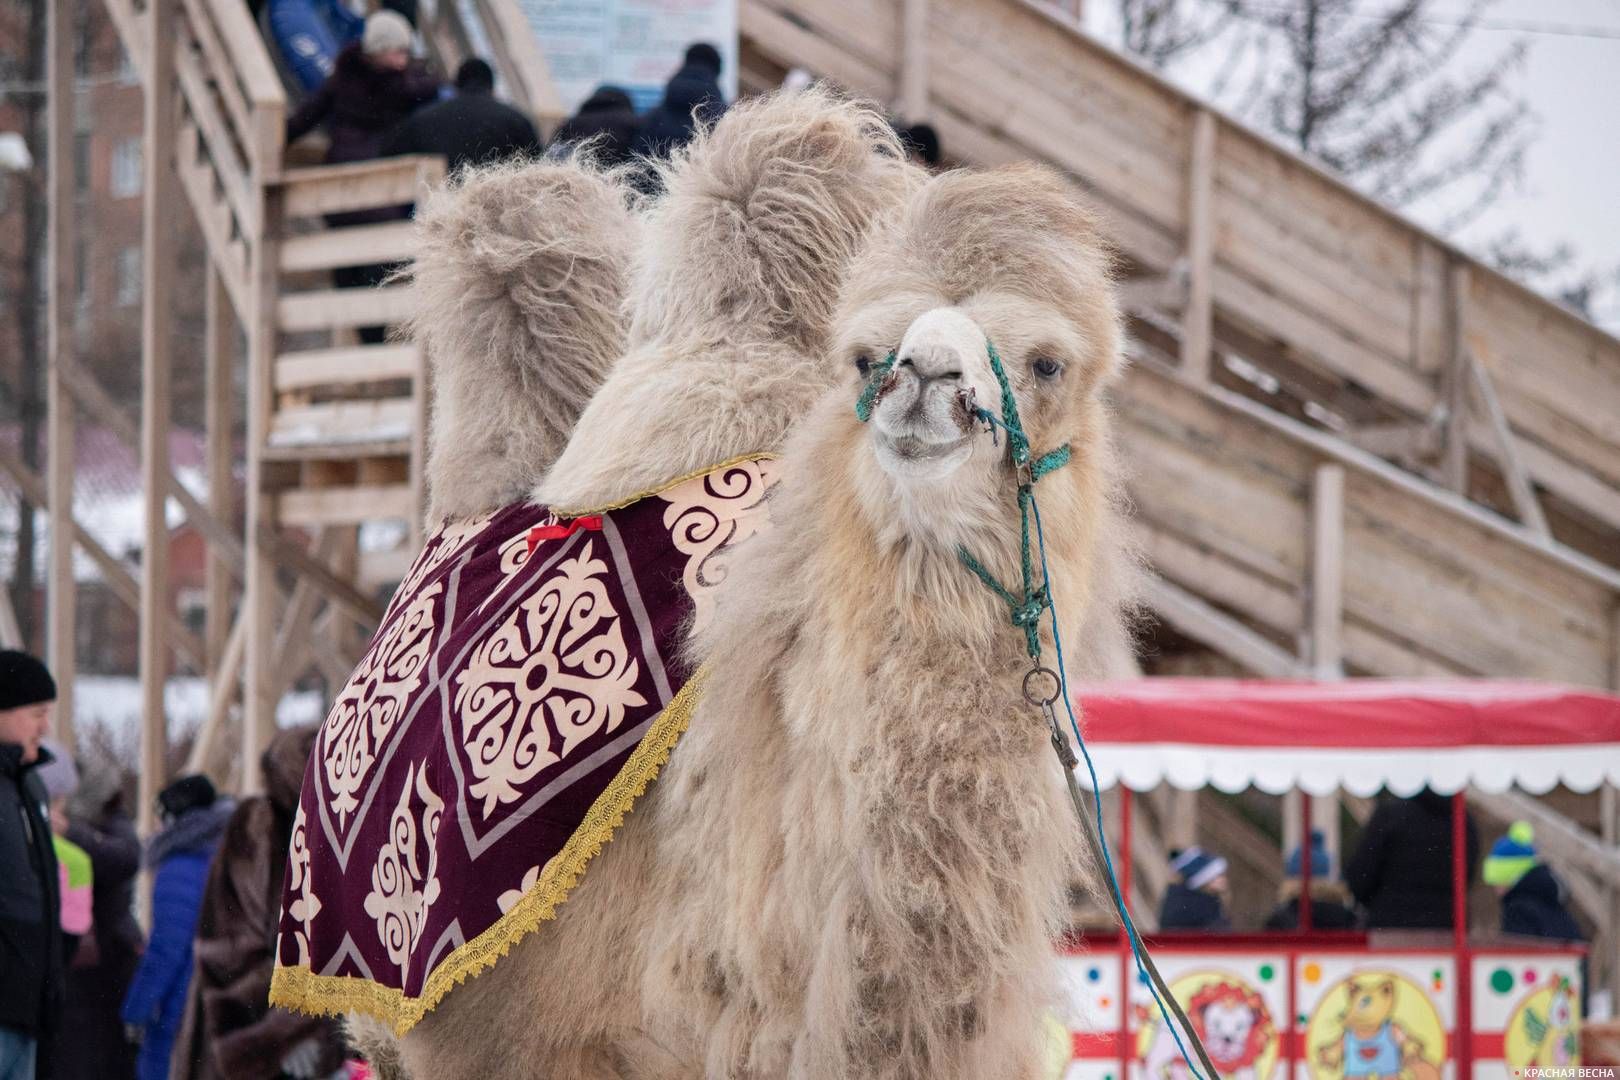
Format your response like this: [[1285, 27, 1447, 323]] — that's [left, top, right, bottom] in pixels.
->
[[1086, 0, 1620, 331]]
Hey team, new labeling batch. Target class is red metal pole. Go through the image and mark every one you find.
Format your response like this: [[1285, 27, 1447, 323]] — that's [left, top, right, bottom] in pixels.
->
[[1120, 785, 1134, 1080], [1452, 791, 1472, 1077], [1300, 793, 1314, 932]]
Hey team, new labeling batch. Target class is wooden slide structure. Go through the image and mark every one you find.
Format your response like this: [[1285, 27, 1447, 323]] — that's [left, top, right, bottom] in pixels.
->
[[737, 0, 1620, 690], [28, 0, 559, 830], [26, 0, 1619, 953]]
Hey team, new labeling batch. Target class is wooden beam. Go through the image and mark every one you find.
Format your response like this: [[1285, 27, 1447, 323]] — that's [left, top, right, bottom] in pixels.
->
[[59, 356, 247, 578], [1145, 576, 1311, 678], [0, 450, 208, 671], [1178, 109, 1215, 382], [900, 0, 929, 119], [278, 220, 419, 274], [204, 267, 235, 676], [1466, 351, 1549, 537], [468, 0, 564, 126], [1310, 464, 1345, 679], [274, 344, 418, 392], [1345, 421, 1441, 461], [0, 586, 20, 649], [279, 156, 443, 218], [46, 0, 77, 747], [243, 178, 281, 793], [139, 0, 180, 844], [256, 524, 383, 626], [271, 530, 338, 688], [1440, 262, 1471, 491], [187, 607, 244, 780]]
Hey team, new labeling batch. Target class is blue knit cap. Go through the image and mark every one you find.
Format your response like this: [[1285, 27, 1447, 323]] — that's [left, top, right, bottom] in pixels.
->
[[1285, 828, 1332, 879], [1483, 821, 1537, 887], [1170, 846, 1228, 891]]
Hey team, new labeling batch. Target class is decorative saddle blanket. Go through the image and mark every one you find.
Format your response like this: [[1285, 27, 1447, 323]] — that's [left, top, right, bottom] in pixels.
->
[[269, 455, 779, 1034]]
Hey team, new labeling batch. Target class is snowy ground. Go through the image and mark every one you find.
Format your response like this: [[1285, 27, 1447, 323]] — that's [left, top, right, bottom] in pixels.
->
[[70, 674, 325, 763]]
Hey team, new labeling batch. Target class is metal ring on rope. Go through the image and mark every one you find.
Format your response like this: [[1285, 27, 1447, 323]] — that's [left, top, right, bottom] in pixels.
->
[[1022, 665, 1061, 708]]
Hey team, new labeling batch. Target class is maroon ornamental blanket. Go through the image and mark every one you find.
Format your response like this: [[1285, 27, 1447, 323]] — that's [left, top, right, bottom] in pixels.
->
[[269, 455, 779, 1034]]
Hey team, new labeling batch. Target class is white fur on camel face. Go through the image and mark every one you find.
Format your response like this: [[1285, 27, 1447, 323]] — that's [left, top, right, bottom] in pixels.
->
[[870, 307, 1000, 481]]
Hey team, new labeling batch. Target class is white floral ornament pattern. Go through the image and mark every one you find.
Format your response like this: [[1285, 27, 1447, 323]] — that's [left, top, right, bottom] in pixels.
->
[[453, 540, 647, 819], [323, 582, 440, 827], [285, 803, 320, 967], [660, 459, 780, 634], [364, 761, 445, 981]]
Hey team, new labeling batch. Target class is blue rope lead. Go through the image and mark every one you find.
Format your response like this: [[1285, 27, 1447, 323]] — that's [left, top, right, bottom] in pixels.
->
[[1030, 495, 1209, 1080]]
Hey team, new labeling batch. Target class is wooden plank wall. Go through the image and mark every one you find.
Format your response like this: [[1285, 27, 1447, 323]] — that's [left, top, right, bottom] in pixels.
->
[[740, 0, 1620, 539]]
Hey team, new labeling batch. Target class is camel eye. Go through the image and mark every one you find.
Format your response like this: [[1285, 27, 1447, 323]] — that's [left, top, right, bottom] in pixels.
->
[[854, 353, 873, 377], [1032, 356, 1063, 380]]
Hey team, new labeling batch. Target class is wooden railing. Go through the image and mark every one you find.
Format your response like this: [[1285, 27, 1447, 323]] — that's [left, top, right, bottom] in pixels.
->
[[739, 0, 1620, 691], [739, 0, 1620, 568]]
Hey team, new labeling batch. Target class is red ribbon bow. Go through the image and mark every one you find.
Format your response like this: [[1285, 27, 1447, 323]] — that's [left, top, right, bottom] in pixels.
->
[[526, 515, 604, 558]]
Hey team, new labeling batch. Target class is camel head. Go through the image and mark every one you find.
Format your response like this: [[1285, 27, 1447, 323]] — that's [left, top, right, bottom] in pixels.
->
[[838, 164, 1123, 532]]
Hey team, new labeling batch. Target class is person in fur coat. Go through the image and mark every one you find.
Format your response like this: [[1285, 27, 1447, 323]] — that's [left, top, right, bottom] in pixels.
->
[[170, 727, 342, 1080]]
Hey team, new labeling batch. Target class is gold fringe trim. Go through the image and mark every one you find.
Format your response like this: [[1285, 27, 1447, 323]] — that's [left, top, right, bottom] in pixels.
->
[[547, 452, 776, 519], [269, 668, 708, 1036]]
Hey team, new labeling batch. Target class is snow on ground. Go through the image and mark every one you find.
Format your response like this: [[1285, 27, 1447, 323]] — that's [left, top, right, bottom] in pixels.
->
[[71, 674, 325, 763]]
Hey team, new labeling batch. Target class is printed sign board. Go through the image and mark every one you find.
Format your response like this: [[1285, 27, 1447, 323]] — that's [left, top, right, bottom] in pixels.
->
[[515, 0, 739, 114]]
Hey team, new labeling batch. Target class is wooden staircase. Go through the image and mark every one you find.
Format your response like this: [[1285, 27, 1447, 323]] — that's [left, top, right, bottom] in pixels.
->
[[35, 0, 560, 809], [737, 0, 1620, 688]]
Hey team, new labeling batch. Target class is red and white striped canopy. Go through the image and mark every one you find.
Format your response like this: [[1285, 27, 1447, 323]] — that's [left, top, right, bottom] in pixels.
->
[[1073, 679, 1620, 796]]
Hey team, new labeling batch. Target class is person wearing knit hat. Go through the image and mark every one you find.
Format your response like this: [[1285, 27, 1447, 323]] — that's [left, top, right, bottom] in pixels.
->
[[361, 9, 412, 64], [1487, 822, 1585, 943], [1158, 846, 1232, 930], [1264, 829, 1360, 931], [0, 650, 63, 1078]]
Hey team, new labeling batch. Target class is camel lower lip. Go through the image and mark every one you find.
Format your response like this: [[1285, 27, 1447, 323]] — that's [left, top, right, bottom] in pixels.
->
[[884, 434, 967, 460]]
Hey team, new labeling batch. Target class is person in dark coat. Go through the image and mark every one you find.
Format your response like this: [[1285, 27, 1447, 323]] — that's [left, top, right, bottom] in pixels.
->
[[629, 42, 728, 182], [50, 758, 142, 1080], [1158, 846, 1231, 931], [1264, 829, 1359, 931], [382, 58, 541, 173], [285, 11, 440, 167], [547, 85, 639, 167], [285, 10, 440, 343], [122, 776, 235, 1080], [1344, 789, 1479, 930], [170, 726, 342, 1080], [1484, 822, 1584, 941], [0, 651, 63, 1080]]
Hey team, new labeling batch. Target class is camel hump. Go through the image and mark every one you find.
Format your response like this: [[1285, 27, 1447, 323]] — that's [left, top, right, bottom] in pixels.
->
[[630, 85, 923, 350], [411, 155, 639, 522]]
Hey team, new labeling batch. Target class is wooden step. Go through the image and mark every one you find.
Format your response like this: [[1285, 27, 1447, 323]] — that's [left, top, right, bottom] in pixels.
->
[[279, 220, 419, 273], [277, 483, 415, 526], [276, 284, 416, 332], [267, 397, 415, 452], [280, 155, 445, 218], [274, 344, 419, 393]]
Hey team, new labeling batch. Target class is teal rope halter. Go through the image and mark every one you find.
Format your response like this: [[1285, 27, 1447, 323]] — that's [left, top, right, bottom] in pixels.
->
[[851, 335, 1219, 1080], [854, 339, 1071, 660]]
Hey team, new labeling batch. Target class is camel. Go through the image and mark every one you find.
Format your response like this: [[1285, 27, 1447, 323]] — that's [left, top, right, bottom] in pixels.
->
[[327, 87, 919, 1077], [407, 154, 639, 523], [392, 161, 1132, 1079]]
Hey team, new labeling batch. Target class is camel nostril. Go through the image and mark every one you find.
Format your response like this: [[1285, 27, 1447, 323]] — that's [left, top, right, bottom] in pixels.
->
[[897, 356, 915, 370]]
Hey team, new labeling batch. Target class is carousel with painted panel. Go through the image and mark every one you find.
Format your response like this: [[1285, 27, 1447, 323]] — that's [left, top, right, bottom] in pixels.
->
[[1053, 680, 1615, 1080]]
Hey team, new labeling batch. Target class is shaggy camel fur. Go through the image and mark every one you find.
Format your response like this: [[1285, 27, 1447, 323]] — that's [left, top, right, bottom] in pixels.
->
[[408, 155, 639, 523], [533, 86, 919, 511], [348, 88, 919, 1078], [393, 163, 1130, 1079]]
